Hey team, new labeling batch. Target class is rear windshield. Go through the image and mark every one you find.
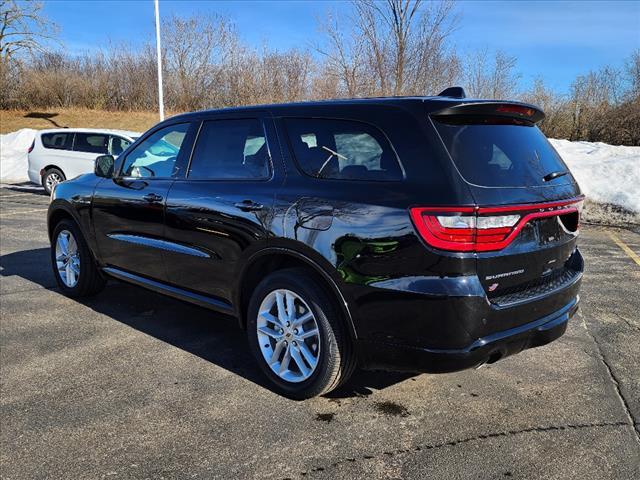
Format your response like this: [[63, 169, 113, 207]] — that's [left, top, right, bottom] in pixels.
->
[[433, 119, 570, 187]]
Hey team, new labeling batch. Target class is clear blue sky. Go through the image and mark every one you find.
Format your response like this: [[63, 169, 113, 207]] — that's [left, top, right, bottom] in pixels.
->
[[43, 0, 640, 93]]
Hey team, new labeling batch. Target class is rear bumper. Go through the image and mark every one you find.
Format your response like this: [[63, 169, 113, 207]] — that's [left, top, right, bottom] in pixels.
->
[[358, 296, 578, 373], [27, 167, 41, 184], [350, 248, 583, 372]]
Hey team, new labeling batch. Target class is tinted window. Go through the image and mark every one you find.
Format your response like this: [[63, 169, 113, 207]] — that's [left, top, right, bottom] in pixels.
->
[[110, 136, 131, 156], [434, 120, 570, 187], [41, 132, 73, 150], [188, 119, 270, 180], [285, 118, 403, 181], [121, 123, 189, 178], [73, 133, 109, 154]]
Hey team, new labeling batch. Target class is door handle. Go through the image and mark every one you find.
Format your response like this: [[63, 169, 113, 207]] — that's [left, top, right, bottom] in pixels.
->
[[234, 200, 264, 211], [143, 193, 163, 203]]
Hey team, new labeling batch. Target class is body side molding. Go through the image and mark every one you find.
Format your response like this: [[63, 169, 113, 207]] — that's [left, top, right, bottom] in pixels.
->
[[107, 233, 212, 258]]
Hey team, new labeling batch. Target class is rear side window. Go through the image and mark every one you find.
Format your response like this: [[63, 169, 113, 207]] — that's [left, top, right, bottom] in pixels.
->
[[41, 132, 73, 150], [433, 119, 570, 187], [188, 119, 270, 180], [285, 118, 403, 181], [73, 133, 109, 154]]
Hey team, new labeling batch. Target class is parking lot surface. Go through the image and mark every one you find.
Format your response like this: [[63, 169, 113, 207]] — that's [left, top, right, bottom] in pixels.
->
[[1, 185, 639, 479]]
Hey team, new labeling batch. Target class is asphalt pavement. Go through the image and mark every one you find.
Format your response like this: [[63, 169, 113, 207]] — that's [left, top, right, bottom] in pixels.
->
[[1, 185, 638, 479]]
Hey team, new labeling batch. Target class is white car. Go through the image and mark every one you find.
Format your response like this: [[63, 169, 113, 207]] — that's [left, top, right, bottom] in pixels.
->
[[28, 128, 140, 193]]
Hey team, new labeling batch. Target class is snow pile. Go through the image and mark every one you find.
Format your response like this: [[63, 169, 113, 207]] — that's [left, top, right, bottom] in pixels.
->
[[550, 139, 640, 213], [0, 128, 36, 182]]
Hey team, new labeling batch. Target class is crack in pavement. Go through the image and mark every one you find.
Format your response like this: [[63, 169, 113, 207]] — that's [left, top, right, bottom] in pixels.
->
[[619, 317, 640, 332], [292, 421, 630, 478], [578, 311, 640, 441]]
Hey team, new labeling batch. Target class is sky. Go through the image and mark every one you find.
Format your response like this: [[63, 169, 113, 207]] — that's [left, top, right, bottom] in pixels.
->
[[41, 0, 640, 93]]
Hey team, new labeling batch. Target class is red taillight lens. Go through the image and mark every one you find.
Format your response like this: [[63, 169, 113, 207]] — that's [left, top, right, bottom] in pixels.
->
[[28, 140, 35, 153], [410, 198, 584, 252]]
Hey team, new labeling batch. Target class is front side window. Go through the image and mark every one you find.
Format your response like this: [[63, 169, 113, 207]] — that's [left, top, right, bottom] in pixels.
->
[[73, 133, 109, 154], [41, 132, 73, 150], [121, 123, 189, 178], [285, 118, 403, 181], [110, 136, 132, 156], [188, 119, 270, 180]]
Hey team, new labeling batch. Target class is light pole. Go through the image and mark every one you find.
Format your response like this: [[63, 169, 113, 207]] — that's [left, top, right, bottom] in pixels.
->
[[154, 0, 165, 121]]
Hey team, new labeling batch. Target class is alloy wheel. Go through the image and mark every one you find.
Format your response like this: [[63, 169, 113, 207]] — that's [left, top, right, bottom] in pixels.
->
[[256, 289, 321, 383], [55, 229, 80, 287], [45, 172, 62, 191]]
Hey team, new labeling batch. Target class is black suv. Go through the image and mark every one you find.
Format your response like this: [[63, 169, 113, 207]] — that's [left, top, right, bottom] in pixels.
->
[[48, 92, 584, 398]]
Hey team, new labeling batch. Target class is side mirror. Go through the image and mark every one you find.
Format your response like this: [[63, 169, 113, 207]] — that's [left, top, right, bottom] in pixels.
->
[[95, 155, 115, 178]]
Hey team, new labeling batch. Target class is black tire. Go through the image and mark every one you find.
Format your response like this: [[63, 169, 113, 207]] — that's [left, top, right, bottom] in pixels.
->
[[246, 268, 356, 399], [51, 219, 106, 297], [42, 168, 65, 195]]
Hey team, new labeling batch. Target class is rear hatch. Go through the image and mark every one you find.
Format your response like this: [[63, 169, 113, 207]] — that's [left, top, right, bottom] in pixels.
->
[[426, 101, 583, 305]]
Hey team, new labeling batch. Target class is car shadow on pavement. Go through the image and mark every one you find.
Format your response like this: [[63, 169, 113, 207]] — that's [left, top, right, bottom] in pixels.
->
[[0, 247, 416, 399], [0, 182, 47, 194]]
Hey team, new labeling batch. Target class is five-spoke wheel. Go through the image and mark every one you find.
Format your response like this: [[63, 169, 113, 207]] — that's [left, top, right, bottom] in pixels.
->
[[257, 289, 321, 383], [55, 229, 80, 287], [50, 219, 105, 297], [247, 268, 356, 399]]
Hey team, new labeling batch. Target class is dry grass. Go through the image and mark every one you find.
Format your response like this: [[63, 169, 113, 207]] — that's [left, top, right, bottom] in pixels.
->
[[0, 109, 180, 134]]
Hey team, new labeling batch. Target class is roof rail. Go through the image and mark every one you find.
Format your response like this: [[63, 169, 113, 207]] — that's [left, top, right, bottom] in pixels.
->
[[437, 87, 466, 99]]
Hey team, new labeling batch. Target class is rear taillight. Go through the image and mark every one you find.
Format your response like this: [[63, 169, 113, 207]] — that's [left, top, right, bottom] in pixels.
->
[[410, 197, 584, 252], [28, 140, 35, 153]]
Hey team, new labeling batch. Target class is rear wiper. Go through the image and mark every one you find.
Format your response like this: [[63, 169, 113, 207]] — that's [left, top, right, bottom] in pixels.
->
[[543, 170, 569, 182]]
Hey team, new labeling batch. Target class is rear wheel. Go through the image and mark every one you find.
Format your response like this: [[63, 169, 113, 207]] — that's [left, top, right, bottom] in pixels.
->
[[246, 268, 356, 399], [51, 219, 105, 297], [42, 168, 65, 195]]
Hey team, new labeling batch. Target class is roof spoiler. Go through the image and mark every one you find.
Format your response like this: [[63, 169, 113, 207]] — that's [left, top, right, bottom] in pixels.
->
[[431, 101, 545, 124], [437, 86, 466, 99]]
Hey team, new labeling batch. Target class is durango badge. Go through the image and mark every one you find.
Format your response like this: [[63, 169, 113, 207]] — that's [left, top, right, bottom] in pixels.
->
[[485, 269, 525, 281]]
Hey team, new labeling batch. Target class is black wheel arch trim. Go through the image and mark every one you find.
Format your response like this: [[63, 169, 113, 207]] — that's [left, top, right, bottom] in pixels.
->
[[47, 201, 82, 240], [236, 246, 358, 340], [47, 200, 99, 260]]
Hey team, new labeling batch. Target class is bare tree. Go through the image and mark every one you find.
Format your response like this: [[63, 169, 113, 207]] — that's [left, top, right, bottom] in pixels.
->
[[2, 5, 638, 147], [316, 10, 366, 97], [0, 0, 57, 61], [464, 48, 519, 99], [162, 14, 235, 110], [625, 49, 640, 99], [520, 78, 569, 138], [316, 0, 459, 97]]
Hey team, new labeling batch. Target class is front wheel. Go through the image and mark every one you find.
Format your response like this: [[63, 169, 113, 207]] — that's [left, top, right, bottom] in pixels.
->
[[51, 219, 106, 297], [246, 268, 356, 399]]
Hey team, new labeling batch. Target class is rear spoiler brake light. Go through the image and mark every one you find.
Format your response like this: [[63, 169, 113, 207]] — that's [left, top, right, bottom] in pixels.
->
[[431, 101, 545, 124], [410, 197, 584, 252]]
